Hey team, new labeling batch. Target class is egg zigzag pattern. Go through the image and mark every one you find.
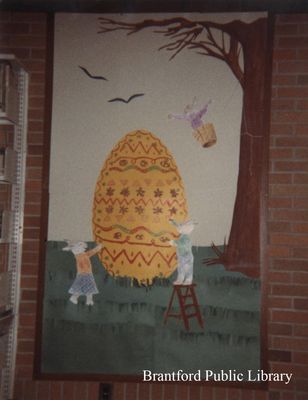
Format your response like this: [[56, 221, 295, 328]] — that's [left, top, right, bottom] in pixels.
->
[[102, 247, 177, 267], [109, 165, 177, 174], [94, 197, 187, 209], [111, 156, 176, 163], [99, 237, 171, 248], [120, 142, 159, 155], [94, 224, 178, 237], [119, 140, 161, 156]]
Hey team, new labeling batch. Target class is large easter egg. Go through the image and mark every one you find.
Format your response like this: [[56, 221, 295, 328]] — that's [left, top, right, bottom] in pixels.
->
[[92, 129, 189, 285]]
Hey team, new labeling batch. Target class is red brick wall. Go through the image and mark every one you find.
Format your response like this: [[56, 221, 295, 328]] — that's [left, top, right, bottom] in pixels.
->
[[268, 14, 308, 400], [0, 11, 307, 400]]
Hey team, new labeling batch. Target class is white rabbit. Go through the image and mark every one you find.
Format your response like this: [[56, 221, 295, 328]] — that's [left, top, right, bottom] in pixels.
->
[[63, 241, 102, 305], [169, 220, 196, 285]]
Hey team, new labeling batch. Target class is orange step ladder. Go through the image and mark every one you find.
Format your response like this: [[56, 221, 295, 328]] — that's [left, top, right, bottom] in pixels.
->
[[164, 284, 204, 331]]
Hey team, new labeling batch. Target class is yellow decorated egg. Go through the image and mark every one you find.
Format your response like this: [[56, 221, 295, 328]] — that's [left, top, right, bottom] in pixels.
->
[[92, 129, 189, 285]]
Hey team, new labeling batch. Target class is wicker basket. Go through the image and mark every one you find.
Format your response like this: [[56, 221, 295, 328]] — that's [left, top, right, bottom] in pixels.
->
[[193, 123, 217, 148]]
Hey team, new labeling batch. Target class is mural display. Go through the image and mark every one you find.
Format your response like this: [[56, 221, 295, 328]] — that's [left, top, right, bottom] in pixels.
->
[[36, 11, 271, 382]]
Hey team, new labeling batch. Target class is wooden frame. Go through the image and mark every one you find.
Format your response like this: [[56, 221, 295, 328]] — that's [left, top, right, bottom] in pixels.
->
[[34, 5, 274, 388]]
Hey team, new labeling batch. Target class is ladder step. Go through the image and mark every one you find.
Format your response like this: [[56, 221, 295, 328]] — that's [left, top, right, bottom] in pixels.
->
[[183, 303, 196, 309], [185, 312, 200, 318], [166, 313, 182, 318], [182, 295, 193, 300], [164, 312, 201, 319]]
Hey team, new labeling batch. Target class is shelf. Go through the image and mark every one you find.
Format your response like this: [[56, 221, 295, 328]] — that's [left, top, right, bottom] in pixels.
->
[[0, 272, 10, 310], [0, 310, 13, 338], [0, 211, 13, 244], [0, 55, 20, 125], [0, 147, 17, 184], [0, 333, 9, 369]]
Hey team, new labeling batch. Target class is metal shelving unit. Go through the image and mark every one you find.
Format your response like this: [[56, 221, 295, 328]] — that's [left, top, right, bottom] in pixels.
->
[[0, 54, 28, 400]]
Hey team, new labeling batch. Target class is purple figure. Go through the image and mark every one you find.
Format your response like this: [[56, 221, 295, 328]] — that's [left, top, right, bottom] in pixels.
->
[[169, 99, 211, 130]]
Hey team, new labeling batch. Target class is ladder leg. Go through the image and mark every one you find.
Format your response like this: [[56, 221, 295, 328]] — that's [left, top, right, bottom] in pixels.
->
[[189, 287, 204, 329], [177, 286, 190, 331], [164, 287, 176, 325]]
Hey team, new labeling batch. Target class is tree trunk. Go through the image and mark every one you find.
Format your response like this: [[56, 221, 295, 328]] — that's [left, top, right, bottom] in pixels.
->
[[223, 19, 269, 277]]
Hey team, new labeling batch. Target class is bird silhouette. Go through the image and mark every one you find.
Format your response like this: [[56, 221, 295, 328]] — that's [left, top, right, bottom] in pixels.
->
[[108, 93, 145, 104], [78, 65, 108, 81]]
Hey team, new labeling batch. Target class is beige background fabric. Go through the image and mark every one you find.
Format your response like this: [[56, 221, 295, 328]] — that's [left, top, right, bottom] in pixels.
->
[[49, 12, 265, 245]]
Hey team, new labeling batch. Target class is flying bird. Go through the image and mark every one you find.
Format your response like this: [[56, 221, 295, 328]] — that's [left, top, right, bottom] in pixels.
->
[[78, 65, 108, 81], [108, 93, 145, 104]]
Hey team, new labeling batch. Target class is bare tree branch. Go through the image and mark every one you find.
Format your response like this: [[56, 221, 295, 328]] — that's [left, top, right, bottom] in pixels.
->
[[98, 17, 196, 35], [188, 42, 226, 62], [158, 27, 203, 60], [98, 16, 245, 86]]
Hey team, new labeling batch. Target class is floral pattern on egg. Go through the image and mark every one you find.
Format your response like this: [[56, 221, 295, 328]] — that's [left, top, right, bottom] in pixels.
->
[[92, 129, 189, 285]]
